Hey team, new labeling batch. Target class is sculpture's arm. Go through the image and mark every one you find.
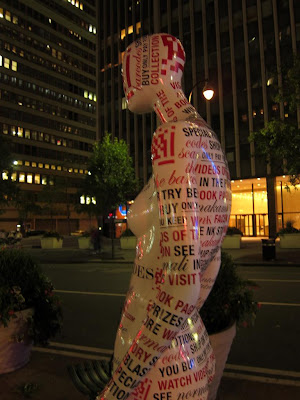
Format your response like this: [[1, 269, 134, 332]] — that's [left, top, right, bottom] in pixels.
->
[[98, 122, 203, 400]]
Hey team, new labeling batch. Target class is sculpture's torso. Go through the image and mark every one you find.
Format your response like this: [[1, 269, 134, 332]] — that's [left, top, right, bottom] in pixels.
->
[[112, 118, 231, 399]]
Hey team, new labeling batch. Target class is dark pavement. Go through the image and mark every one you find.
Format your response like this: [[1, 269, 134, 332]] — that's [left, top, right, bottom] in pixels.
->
[[1, 236, 300, 399]]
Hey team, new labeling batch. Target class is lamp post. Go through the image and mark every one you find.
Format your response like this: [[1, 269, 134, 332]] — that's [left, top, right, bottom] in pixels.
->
[[188, 79, 214, 103]]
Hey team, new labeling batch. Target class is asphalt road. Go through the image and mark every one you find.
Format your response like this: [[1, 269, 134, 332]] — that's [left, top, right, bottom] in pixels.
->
[[40, 262, 300, 378]]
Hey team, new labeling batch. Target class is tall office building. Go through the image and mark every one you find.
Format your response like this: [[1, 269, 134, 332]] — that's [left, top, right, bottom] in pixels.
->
[[0, 0, 97, 233], [97, 0, 300, 236]]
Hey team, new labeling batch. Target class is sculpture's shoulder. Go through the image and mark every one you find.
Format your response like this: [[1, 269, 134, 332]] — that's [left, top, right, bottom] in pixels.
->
[[151, 118, 219, 167]]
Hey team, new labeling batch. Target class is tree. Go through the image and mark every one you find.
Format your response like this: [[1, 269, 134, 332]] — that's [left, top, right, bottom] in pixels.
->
[[78, 133, 137, 254], [249, 56, 300, 186], [0, 135, 18, 214], [249, 56, 300, 237], [15, 191, 42, 234]]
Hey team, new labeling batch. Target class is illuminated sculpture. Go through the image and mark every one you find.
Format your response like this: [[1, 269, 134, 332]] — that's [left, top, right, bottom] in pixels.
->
[[98, 34, 231, 400]]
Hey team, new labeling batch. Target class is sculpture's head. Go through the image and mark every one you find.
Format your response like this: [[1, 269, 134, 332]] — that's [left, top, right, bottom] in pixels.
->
[[122, 33, 185, 113]]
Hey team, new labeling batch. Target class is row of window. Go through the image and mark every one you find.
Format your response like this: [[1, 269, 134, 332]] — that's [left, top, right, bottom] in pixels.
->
[[0, 89, 96, 127], [0, 106, 95, 140], [40, 0, 96, 35], [15, 160, 88, 174], [0, 36, 95, 85], [2, 169, 87, 186], [1, 2, 96, 40], [0, 54, 17, 70], [0, 6, 96, 61], [0, 23, 95, 76], [67, 0, 84, 12], [2, 123, 93, 152], [0, 71, 96, 113]]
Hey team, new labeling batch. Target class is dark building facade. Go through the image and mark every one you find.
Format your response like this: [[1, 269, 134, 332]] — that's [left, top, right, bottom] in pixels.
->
[[97, 0, 300, 236], [0, 0, 97, 233]]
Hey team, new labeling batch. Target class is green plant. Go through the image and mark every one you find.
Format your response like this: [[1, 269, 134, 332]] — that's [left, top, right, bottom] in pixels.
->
[[226, 226, 243, 236], [16, 382, 39, 398], [120, 228, 135, 237], [277, 220, 299, 235], [0, 248, 63, 345], [42, 231, 63, 240], [201, 252, 260, 334]]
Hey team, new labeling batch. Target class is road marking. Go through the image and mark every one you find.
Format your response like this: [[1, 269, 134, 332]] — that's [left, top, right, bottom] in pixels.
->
[[54, 290, 300, 306], [49, 341, 114, 355], [33, 347, 111, 361], [54, 289, 126, 297], [226, 363, 300, 378], [259, 301, 300, 307], [223, 372, 300, 387], [251, 279, 300, 283], [225, 364, 300, 386]]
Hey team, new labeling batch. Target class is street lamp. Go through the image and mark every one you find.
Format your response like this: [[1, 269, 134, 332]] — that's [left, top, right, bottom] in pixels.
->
[[188, 79, 214, 103]]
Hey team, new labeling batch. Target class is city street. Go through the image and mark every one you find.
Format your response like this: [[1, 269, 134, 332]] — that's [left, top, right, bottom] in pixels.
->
[[37, 262, 300, 382]]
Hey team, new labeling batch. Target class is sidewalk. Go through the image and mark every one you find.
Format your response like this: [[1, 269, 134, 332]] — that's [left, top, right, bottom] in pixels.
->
[[1, 236, 300, 399], [20, 235, 300, 266]]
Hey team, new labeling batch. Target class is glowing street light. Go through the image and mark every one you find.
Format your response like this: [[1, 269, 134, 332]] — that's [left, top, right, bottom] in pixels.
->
[[188, 79, 214, 103]]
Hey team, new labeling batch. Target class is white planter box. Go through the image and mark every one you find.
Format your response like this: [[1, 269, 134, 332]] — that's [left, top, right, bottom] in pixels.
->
[[208, 323, 236, 400], [78, 237, 92, 249], [0, 308, 33, 374], [41, 237, 63, 249], [221, 234, 241, 249], [279, 234, 300, 248], [120, 236, 136, 249]]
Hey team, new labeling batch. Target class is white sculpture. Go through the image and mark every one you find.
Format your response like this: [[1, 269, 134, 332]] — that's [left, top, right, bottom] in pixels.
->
[[98, 33, 231, 400]]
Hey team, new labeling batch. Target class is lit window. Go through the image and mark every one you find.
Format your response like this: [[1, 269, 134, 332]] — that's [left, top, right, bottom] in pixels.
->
[[5, 11, 11, 22], [80, 195, 85, 204], [89, 24, 93, 32], [12, 60, 17, 71], [12, 15, 18, 24], [86, 196, 91, 204], [24, 161, 30, 166], [84, 90, 88, 98], [27, 174, 33, 184], [4, 58, 10, 69], [11, 172, 17, 181], [2, 171, 8, 180], [68, 168, 73, 173], [32, 162, 37, 167], [76, 0, 79, 7], [74, 168, 78, 173], [34, 174, 40, 184], [80, 3, 83, 10], [92, 197, 96, 204], [93, 27, 96, 34], [0, 8, 3, 18], [93, 94, 97, 102], [49, 177, 54, 185], [17, 127, 23, 137], [17, 160, 23, 166], [45, 164, 50, 169], [38, 163, 43, 168], [88, 92, 93, 100], [0, 55, 2, 66], [3, 124, 8, 134], [25, 129, 30, 139], [57, 166, 62, 171], [57, 139, 61, 145], [11, 126, 16, 135], [42, 176, 47, 185], [51, 165, 56, 170], [19, 173, 25, 183]]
